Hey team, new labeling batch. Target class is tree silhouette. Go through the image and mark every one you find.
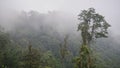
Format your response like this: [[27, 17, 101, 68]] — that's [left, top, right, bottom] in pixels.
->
[[59, 35, 69, 68], [22, 44, 40, 68], [76, 8, 111, 68]]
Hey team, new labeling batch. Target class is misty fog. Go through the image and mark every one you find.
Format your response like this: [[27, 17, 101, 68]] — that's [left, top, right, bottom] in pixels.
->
[[0, 0, 120, 36], [0, 0, 120, 68]]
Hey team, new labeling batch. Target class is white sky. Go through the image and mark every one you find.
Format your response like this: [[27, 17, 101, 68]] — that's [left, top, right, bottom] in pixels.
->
[[0, 0, 120, 35], [0, 0, 119, 13]]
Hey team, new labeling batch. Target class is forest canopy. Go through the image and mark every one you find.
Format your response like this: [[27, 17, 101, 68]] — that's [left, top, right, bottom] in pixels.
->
[[0, 8, 120, 68]]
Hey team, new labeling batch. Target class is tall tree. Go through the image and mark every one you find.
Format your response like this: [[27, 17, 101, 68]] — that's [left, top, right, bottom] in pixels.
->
[[76, 8, 111, 68], [22, 44, 40, 68], [59, 35, 69, 68]]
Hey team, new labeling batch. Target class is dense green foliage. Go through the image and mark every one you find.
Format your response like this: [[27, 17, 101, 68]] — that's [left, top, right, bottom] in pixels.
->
[[21, 45, 40, 68], [0, 8, 119, 68], [76, 8, 111, 68]]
